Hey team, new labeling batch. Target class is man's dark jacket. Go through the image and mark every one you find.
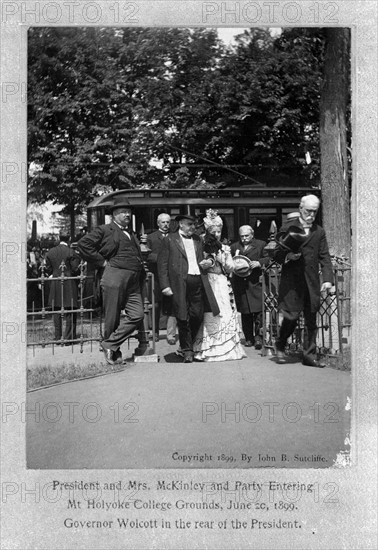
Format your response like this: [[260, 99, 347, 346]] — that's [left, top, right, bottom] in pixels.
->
[[157, 232, 219, 320], [45, 244, 80, 307], [77, 221, 144, 269], [147, 229, 167, 297], [273, 219, 334, 313], [230, 238, 269, 313], [77, 222, 145, 309]]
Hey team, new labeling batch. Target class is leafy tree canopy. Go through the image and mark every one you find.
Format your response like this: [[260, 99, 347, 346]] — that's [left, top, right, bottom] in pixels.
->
[[28, 27, 327, 214]]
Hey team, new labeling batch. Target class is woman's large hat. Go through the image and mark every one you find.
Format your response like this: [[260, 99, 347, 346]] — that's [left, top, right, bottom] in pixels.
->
[[203, 208, 223, 229], [277, 225, 308, 253], [233, 255, 254, 277]]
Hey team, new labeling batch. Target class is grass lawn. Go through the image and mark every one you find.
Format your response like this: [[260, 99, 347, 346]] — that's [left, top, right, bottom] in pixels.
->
[[27, 359, 128, 391]]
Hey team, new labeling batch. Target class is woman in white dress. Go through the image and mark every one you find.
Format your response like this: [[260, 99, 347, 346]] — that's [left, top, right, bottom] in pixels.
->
[[193, 209, 246, 362]]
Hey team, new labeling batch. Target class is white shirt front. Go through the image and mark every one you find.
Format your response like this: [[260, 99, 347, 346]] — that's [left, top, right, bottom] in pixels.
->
[[179, 232, 200, 275], [299, 217, 312, 235]]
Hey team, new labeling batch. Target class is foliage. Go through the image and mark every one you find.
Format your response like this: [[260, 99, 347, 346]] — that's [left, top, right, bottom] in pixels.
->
[[207, 28, 325, 184], [28, 27, 329, 214]]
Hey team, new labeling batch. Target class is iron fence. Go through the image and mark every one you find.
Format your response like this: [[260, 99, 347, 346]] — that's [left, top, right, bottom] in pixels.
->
[[262, 258, 351, 369], [27, 256, 351, 368], [26, 261, 156, 354]]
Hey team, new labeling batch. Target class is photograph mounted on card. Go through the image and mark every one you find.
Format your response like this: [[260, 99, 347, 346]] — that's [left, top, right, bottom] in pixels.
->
[[24, 25, 352, 470], [1, 2, 377, 550]]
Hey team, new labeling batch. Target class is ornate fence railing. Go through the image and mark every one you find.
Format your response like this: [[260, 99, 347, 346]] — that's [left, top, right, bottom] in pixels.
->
[[26, 261, 156, 355], [28, 256, 351, 368], [261, 259, 351, 369]]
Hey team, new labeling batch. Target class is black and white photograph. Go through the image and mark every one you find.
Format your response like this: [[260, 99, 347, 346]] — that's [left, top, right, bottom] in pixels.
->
[[25, 26, 352, 469], [0, 2, 377, 549]]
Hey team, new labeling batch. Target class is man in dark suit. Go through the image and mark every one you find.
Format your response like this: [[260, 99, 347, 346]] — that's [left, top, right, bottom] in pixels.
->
[[45, 234, 81, 342], [157, 214, 218, 363], [273, 194, 333, 368], [231, 226, 270, 349], [77, 197, 145, 365], [147, 213, 177, 344]]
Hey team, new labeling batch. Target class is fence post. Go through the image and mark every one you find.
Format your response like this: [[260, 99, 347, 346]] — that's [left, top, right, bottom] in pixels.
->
[[334, 267, 344, 357], [78, 260, 86, 353], [133, 236, 159, 362], [261, 265, 269, 356], [261, 262, 279, 357], [39, 262, 48, 348]]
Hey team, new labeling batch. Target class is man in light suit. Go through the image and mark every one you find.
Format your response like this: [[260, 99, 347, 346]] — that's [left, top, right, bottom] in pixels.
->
[[273, 194, 333, 368], [147, 213, 177, 344], [231, 226, 270, 349], [77, 197, 145, 365], [45, 233, 81, 342], [157, 214, 218, 363]]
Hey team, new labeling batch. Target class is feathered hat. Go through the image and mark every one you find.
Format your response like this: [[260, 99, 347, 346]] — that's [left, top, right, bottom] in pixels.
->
[[203, 209, 223, 230]]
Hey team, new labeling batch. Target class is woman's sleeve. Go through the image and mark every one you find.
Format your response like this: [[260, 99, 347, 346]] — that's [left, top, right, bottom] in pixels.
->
[[222, 246, 235, 273]]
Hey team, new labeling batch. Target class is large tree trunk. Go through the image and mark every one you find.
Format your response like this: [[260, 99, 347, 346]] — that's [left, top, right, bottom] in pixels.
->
[[320, 28, 351, 362], [320, 28, 351, 259]]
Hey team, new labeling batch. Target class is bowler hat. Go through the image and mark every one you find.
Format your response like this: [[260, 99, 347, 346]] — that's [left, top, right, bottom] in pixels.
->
[[277, 225, 308, 253], [233, 255, 254, 278], [176, 214, 197, 223], [110, 196, 133, 212]]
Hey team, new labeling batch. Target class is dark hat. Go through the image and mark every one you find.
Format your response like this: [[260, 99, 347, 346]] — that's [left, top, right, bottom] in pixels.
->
[[277, 225, 308, 253], [175, 214, 197, 223], [110, 196, 133, 212]]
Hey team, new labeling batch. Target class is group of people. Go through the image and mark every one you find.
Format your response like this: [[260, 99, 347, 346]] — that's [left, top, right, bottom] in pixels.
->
[[76, 193, 333, 369]]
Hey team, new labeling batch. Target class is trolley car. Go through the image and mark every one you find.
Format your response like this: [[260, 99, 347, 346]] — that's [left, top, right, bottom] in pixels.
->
[[87, 186, 321, 241]]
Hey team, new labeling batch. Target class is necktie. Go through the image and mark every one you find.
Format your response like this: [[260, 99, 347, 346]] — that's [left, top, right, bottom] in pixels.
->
[[181, 234, 192, 239]]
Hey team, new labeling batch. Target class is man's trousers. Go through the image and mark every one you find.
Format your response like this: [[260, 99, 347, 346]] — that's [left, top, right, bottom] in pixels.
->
[[176, 275, 204, 352], [241, 312, 262, 344], [52, 307, 77, 341], [275, 287, 318, 361], [101, 266, 144, 352]]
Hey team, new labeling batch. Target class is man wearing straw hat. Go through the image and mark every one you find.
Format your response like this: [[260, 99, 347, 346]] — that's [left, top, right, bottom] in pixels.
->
[[273, 194, 333, 368], [77, 196, 145, 365]]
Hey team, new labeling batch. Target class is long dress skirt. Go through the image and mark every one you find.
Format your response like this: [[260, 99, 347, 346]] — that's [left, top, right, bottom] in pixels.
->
[[193, 272, 246, 361]]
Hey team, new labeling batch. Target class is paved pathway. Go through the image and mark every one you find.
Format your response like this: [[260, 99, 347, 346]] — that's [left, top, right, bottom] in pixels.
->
[[26, 336, 351, 469]]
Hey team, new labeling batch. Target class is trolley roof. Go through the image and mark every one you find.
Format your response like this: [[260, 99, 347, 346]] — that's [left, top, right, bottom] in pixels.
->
[[87, 187, 320, 210]]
